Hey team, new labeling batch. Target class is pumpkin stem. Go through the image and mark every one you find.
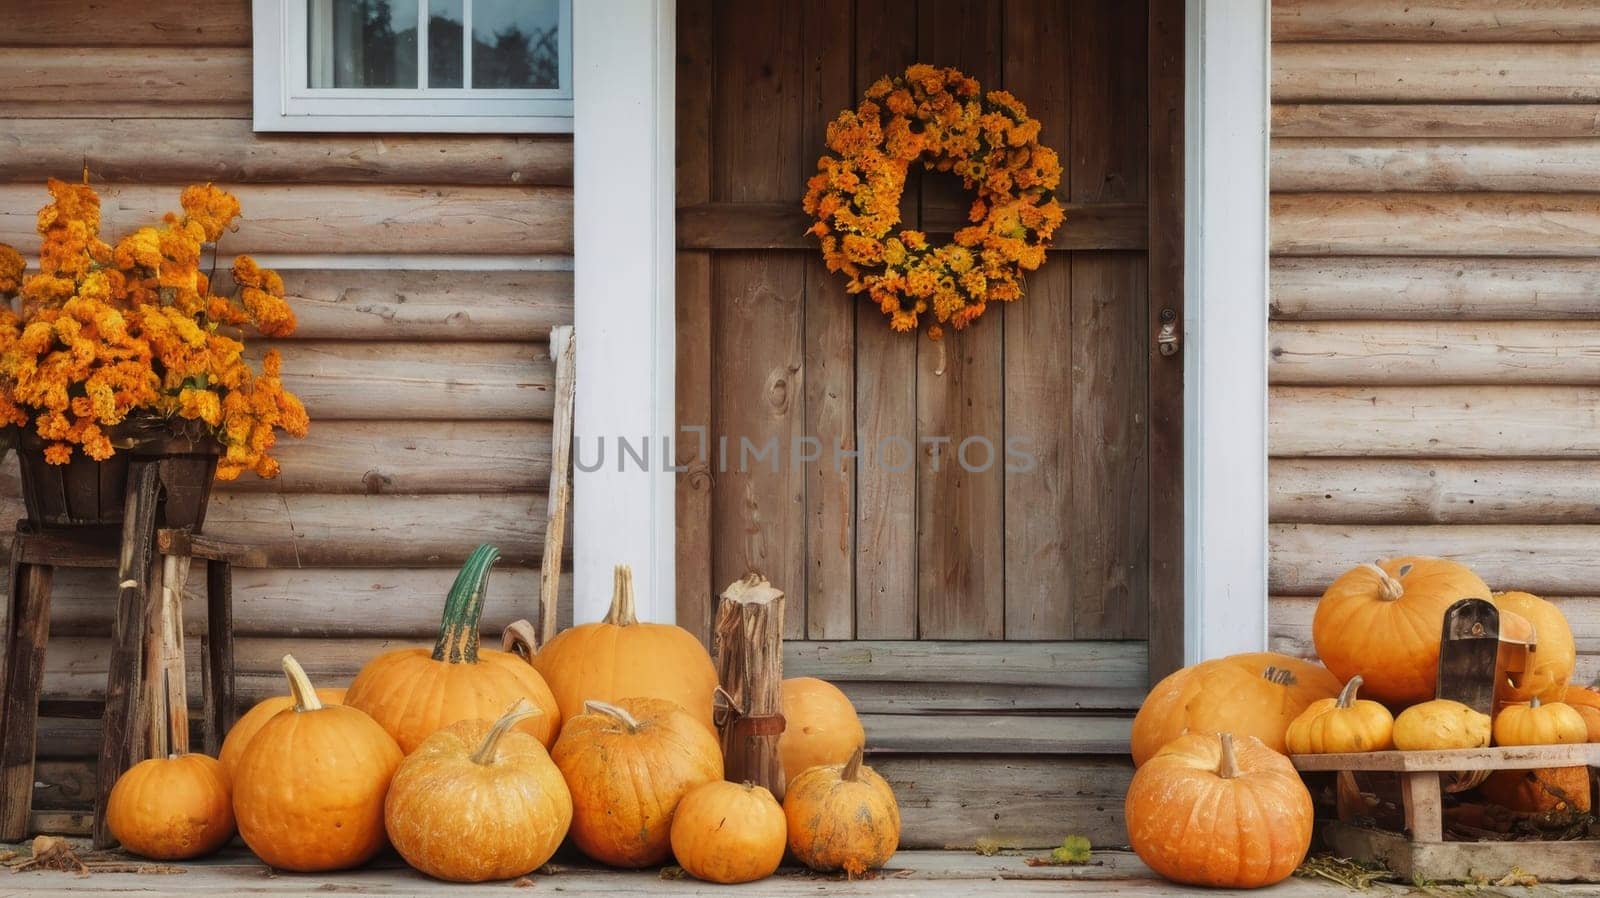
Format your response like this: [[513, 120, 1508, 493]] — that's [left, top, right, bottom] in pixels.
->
[[281, 654, 322, 712], [1217, 733, 1241, 779], [1337, 676, 1364, 709], [1531, 696, 1542, 710], [603, 565, 639, 626], [585, 699, 643, 733], [469, 699, 542, 765], [432, 544, 501, 664], [843, 745, 865, 782], [1361, 561, 1404, 601]]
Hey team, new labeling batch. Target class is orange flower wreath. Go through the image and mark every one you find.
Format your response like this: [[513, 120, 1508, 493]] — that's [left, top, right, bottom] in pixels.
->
[[802, 64, 1065, 340]]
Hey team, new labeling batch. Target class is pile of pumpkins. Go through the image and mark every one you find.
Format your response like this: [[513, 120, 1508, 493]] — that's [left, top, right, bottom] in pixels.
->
[[102, 545, 901, 884], [1124, 555, 1594, 890]]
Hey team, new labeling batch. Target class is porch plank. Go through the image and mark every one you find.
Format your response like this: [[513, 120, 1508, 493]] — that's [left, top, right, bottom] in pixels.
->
[[1270, 257, 1600, 320], [251, 270, 572, 341], [1271, 459, 1600, 525], [1273, 139, 1600, 193], [1270, 321, 1600, 385], [1269, 385, 1600, 456], [1273, 193, 1600, 257], [0, 48, 250, 118], [1274, 0, 1600, 43], [1274, 42, 1600, 103], [1, 0, 252, 47], [1272, 103, 1600, 139]]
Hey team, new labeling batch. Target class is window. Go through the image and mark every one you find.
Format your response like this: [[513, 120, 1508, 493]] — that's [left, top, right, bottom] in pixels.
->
[[253, 0, 572, 132]]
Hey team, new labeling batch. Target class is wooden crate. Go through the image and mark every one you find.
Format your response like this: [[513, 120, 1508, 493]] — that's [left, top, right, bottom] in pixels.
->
[[1294, 745, 1600, 883]]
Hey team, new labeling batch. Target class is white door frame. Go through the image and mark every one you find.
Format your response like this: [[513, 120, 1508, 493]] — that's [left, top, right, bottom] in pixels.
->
[[572, 0, 1274, 660]]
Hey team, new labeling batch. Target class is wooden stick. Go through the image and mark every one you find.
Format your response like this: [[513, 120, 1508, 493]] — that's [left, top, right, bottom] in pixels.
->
[[713, 573, 786, 798], [162, 555, 192, 755], [538, 324, 575, 645]]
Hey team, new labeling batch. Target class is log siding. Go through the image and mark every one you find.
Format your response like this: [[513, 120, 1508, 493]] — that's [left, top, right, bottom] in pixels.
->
[[1269, 2, 1600, 670]]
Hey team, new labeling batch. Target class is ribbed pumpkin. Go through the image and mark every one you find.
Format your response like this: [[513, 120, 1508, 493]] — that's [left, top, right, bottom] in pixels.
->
[[1392, 699, 1491, 751], [219, 687, 346, 779], [551, 698, 723, 867], [1312, 557, 1492, 707], [1130, 652, 1342, 766], [346, 545, 560, 753], [784, 747, 899, 876], [1560, 685, 1600, 741], [385, 702, 574, 882], [1494, 591, 1576, 705], [1284, 676, 1394, 754], [233, 656, 403, 872], [1125, 733, 1312, 889], [670, 781, 787, 884], [1483, 696, 1592, 815], [106, 753, 234, 860], [532, 565, 718, 732], [780, 677, 865, 787]]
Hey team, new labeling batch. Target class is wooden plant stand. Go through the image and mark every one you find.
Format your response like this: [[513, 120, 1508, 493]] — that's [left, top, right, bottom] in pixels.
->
[[0, 461, 266, 848], [1295, 745, 1600, 883]]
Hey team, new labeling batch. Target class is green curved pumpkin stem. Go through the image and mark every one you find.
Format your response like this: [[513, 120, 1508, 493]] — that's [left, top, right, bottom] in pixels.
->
[[586, 699, 643, 733], [1361, 561, 1404, 601], [843, 745, 864, 782], [603, 564, 638, 626], [469, 699, 542, 765], [1217, 733, 1241, 779], [281, 654, 322, 712], [1337, 676, 1364, 709], [432, 544, 501, 664]]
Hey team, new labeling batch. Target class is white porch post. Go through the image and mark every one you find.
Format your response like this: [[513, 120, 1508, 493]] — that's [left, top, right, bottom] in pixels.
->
[[571, 0, 677, 623], [1184, 0, 1271, 662]]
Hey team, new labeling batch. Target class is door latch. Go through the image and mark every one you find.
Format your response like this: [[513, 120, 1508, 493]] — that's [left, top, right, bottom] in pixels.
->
[[1157, 308, 1180, 357]]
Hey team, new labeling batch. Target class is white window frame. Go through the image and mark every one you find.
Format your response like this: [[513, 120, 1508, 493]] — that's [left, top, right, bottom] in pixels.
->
[[252, 0, 574, 133]]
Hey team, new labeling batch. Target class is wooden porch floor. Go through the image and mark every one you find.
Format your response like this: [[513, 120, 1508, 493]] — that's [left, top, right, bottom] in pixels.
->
[[0, 845, 1465, 897]]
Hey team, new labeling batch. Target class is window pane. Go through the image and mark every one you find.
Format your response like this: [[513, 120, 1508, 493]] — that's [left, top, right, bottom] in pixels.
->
[[471, 0, 560, 89], [308, 0, 418, 89], [428, 0, 464, 88]]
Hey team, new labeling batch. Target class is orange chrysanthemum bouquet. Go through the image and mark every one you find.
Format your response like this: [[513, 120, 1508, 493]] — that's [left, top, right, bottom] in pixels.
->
[[0, 179, 307, 482]]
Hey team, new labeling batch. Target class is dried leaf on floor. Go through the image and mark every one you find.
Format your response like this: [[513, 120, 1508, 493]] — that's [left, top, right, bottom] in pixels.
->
[[11, 836, 89, 875], [1293, 854, 1397, 890]]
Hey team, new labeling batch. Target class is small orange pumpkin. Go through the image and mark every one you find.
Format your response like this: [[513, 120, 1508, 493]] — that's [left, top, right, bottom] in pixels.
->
[[233, 655, 403, 872], [1494, 591, 1576, 705], [1131, 652, 1342, 766], [1560, 685, 1600, 741], [385, 701, 573, 882], [346, 545, 561, 753], [1125, 733, 1313, 888], [106, 753, 234, 860], [1483, 696, 1592, 815], [551, 698, 723, 867], [783, 746, 900, 876], [780, 677, 865, 787], [219, 687, 346, 779], [670, 780, 786, 884], [1392, 699, 1491, 751], [1284, 675, 1394, 754]]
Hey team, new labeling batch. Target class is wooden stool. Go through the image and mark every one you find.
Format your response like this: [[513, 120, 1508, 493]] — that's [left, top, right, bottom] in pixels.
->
[[0, 462, 265, 846]]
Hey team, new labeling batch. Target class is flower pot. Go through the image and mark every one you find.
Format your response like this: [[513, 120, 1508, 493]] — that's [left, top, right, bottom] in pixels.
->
[[16, 426, 222, 529]]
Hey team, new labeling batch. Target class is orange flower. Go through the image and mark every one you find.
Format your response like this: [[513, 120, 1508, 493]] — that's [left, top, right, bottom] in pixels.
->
[[0, 244, 24, 297]]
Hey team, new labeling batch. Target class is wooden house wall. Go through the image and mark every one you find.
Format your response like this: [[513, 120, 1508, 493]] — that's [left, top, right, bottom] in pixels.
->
[[1269, 2, 1600, 674], [0, 0, 572, 832]]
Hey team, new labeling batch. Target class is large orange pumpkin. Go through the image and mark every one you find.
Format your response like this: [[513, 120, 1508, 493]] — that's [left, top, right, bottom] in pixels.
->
[[219, 687, 346, 779], [780, 677, 865, 787], [532, 565, 718, 732], [1312, 557, 1491, 707], [346, 545, 560, 753], [1130, 652, 1342, 766], [551, 698, 723, 867], [1126, 733, 1313, 888], [783, 746, 900, 876], [233, 656, 404, 872], [1494, 591, 1576, 705], [385, 701, 573, 882], [106, 753, 234, 860]]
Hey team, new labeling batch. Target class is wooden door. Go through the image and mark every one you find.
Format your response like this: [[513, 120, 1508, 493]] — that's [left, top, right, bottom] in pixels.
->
[[676, 0, 1183, 758]]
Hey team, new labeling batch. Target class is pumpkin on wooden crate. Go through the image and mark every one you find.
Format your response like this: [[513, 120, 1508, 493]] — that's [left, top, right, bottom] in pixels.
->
[[1284, 675, 1394, 754], [106, 753, 234, 860], [551, 698, 723, 867], [780, 677, 866, 787], [346, 544, 560, 753], [1312, 557, 1492, 708], [1493, 591, 1576, 705], [1125, 733, 1313, 889], [670, 780, 787, 884], [783, 746, 901, 876], [1392, 699, 1491, 751], [1130, 652, 1342, 766], [1482, 696, 1592, 815], [532, 565, 719, 732], [233, 655, 403, 872], [385, 701, 573, 882], [219, 687, 346, 779], [1559, 685, 1600, 741]]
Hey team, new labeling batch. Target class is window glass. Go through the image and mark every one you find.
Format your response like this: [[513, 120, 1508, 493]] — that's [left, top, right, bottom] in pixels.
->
[[309, 0, 418, 88], [428, 0, 465, 88], [471, 0, 560, 89]]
